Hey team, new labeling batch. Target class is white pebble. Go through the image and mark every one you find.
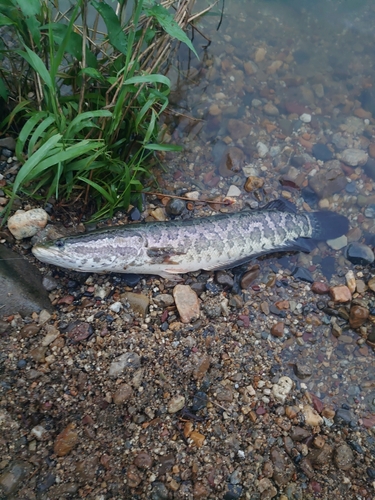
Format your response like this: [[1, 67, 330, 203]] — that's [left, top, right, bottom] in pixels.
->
[[110, 301, 122, 313], [300, 113, 312, 123], [8, 208, 48, 239]]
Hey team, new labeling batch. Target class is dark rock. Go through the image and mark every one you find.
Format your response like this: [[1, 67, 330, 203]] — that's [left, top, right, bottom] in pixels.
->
[[334, 408, 357, 426], [333, 443, 354, 471], [308, 444, 333, 469], [292, 267, 314, 283], [218, 147, 245, 177], [192, 391, 208, 412], [215, 270, 234, 287], [349, 305, 369, 329], [122, 274, 142, 287], [134, 452, 153, 469], [0, 245, 52, 317], [165, 198, 186, 216], [290, 426, 310, 442], [363, 158, 375, 181], [0, 460, 33, 496], [345, 242, 374, 265], [270, 447, 295, 487], [128, 206, 141, 221], [309, 161, 347, 198], [223, 484, 243, 500], [367, 467, 375, 479], [312, 143, 334, 161], [360, 88, 375, 115], [36, 473, 56, 493]]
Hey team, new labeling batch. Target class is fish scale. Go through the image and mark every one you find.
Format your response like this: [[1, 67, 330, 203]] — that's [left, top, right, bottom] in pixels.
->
[[32, 200, 349, 278]]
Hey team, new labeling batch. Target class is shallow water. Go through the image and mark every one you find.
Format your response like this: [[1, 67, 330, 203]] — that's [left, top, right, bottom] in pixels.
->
[[161, 0, 375, 417]]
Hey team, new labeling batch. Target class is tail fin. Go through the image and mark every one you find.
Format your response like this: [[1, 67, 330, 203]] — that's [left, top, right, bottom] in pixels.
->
[[307, 211, 349, 241]]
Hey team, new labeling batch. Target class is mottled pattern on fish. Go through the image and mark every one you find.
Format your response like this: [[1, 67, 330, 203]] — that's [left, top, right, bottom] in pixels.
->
[[32, 202, 349, 277]]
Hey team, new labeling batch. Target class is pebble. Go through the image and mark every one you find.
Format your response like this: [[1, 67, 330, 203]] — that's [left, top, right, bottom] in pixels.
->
[[0, 136, 16, 150], [308, 444, 333, 468], [219, 147, 245, 177], [108, 352, 141, 377], [271, 447, 295, 487], [7, 208, 48, 239], [227, 119, 251, 141], [173, 284, 200, 323], [53, 423, 78, 457], [244, 176, 264, 192], [0, 460, 33, 496], [345, 242, 374, 265], [193, 354, 210, 380], [340, 148, 368, 167], [312, 143, 334, 161], [303, 405, 323, 427], [153, 293, 174, 307], [311, 282, 330, 295], [123, 291, 149, 317], [168, 395, 185, 413], [223, 484, 243, 500], [134, 451, 153, 469], [333, 443, 354, 471], [240, 267, 260, 288], [272, 376, 293, 404], [113, 383, 133, 405], [257, 141, 269, 158], [345, 270, 356, 293], [257, 478, 277, 499], [189, 431, 205, 447], [264, 102, 279, 116], [294, 362, 312, 379], [349, 305, 369, 329], [330, 285, 351, 303], [255, 47, 266, 62], [270, 322, 284, 338], [327, 235, 347, 250], [226, 185, 241, 197], [309, 162, 346, 198], [110, 301, 122, 313], [165, 198, 186, 216], [215, 270, 234, 287], [300, 113, 311, 123]]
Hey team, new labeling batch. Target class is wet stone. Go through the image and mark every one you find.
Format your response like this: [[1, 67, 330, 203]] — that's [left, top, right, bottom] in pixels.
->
[[311, 282, 330, 295], [308, 444, 333, 469], [345, 242, 374, 265], [257, 478, 277, 499], [334, 408, 357, 426], [271, 447, 295, 487], [123, 291, 149, 317], [294, 362, 312, 379], [333, 443, 354, 471], [330, 285, 351, 303], [166, 198, 186, 216], [312, 143, 334, 161], [36, 473, 56, 493], [292, 267, 314, 283], [109, 352, 141, 377], [151, 482, 169, 500], [127, 465, 142, 488], [215, 270, 234, 287], [134, 451, 153, 469], [303, 405, 323, 427], [349, 305, 369, 329], [53, 423, 78, 457], [227, 119, 251, 141], [223, 483, 243, 500], [309, 162, 347, 199], [153, 293, 174, 307], [340, 148, 368, 167], [219, 147, 245, 177], [0, 460, 33, 496], [244, 176, 264, 192], [173, 284, 200, 323]]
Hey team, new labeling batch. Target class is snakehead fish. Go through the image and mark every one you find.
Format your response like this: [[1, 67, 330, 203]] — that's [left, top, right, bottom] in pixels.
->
[[32, 200, 349, 278]]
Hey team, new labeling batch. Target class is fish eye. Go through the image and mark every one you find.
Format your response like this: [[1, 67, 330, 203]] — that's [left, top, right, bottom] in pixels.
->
[[55, 240, 65, 249]]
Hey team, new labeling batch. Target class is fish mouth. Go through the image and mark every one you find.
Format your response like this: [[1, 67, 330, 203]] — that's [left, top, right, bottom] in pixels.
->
[[32, 244, 70, 266]]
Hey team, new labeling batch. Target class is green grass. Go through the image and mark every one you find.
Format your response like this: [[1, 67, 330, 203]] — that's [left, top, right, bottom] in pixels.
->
[[0, 0, 200, 220]]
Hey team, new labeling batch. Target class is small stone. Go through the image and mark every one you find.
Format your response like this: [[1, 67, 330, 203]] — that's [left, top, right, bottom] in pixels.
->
[[308, 444, 333, 469], [264, 102, 279, 116], [226, 185, 241, 197], [300, 113, 311, 123], [244, 176, 264, 192], [54, 423, 78, 457], [193, 481, 209, 499], [309, 161, 346, 198], [113, 383, 133, 405], [272, 376, 293, 404], [313, 436, 326, 449], [270, 322, 284, 338], [134, 451, 153, 469], [127, 465, 142, 488], [151, 207, 166, 221], [153, 293, 174, 307], [0, 461, 33, 497], [173, 284, 200, 323], [168, 395, 185, 413], [209, 103, 221, 116], [165, 198, 186, 216], [345, 242, 374, 265], [285, 406, 299, 419], [349, 305, 369, 329], [38, 309, 52, 324], [257, 141, 269, 158], [290, 426, 310, 441], [311, 282, 330, 295], [227, 119, 251, 141], [333, 443, 354, 471], [255, 47, 267, 62], [219, 147, 245, 177], [368, 276, 375, 292], [30, 346, 47, 363], [257, 478, 277, 499], [345, 270, 356, 293], [267, 60, 283, 74], [240, 267, 260, 288], [327, 235, 348, 250], [294, 362, 312, 379], [189, 431, 205, 447], [244, 61, 257, 75], [215, 270, 234, 287], [8, 208, 48, 240], [193, 354, 210, 380], [303, 404, 323, 427], [0, 136, 16, 150], [108, 352, 141, 377], [341, 148, 368, 167], [110, 301, 122, 313], [68, 322, 92, 344], [312, 143, 334, 161], [330, 285, 351, 303], [123, 292, 149, 317], [271, 447, 295, 487]]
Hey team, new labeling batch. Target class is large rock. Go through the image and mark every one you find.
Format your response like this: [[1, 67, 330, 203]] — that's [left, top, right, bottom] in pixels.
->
[[0, 245, 52, 317], [309, 161, 346, 198]]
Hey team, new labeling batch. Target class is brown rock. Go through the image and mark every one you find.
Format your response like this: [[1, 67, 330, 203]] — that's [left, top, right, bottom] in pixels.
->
[[173, 285, 200, 323], [311, 282, 330, 295], [369, 143, 375, 158], [270, 447, 295, 487], [330, 285, 352, 303], [29, 346, 47, 363], [113, 383, 133, 405], [209, 103, 221, 116], [271, 322, 284, 338], [123, 292, 149, 318], [303, 404, 323, 427], [285, 406, 299, 419], [308, 444, 333, 469], [134, 452, 153, 469], [240, 266, 260, 288], [54, 423, 79, 457], [244, 176, 264, 192], [216, 385, 234, 402], [227, 119, 251, 141], [127, 465, 142, 488], [290, 426, 310, 442], [333, 443, 354, 470], [244, 61, 257, 75], [313, 436, 326, 449], [189, 431, 205, 447], [349, 305, 369, 329], [219, 147, 245, 177], [260, 301, 270, 315], [193, 354, 210, 380], [257, 477, 277, 499], [255, 47, 267, 62], [193, 481, 210, 499]]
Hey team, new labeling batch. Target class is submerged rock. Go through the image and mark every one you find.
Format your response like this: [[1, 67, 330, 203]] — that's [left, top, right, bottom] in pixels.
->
[[0, 245, 52, 317]]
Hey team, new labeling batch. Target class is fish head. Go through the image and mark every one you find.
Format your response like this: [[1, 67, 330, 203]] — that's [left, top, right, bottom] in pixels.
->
[[32, 237, 90, 271]]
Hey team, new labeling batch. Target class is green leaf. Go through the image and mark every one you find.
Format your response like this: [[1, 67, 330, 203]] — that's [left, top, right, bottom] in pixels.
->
[[144, 143, 183, 151], [14, 0, 41, 18], [0, 78, 8, 100], [145, 4, 198, 59], [77, 176, 116, 203], [16, 111, 49, 158], [79, 67, 105, 81], [91, 0, 128, 55], [16, 47, 53, 90], [0, 13, 14, 26], [65, 110, 112, 138], [28, 115, 57, 156], [124, 74, 171, 89]]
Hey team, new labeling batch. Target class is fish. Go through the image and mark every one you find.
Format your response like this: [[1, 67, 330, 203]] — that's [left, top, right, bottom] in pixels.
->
[[31, 200, 349, 278]]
